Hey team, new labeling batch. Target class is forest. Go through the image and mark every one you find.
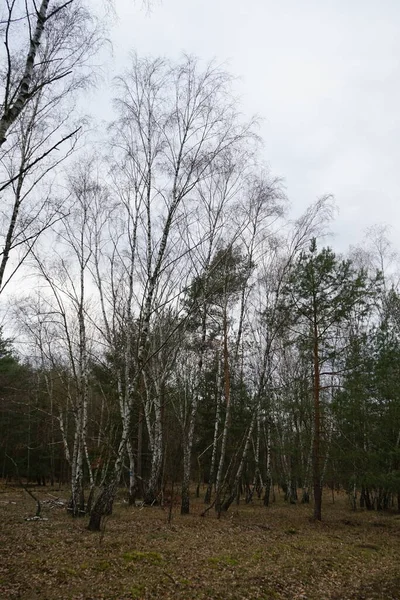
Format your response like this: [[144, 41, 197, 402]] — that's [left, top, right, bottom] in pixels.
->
[[1, 3, 400, 598]]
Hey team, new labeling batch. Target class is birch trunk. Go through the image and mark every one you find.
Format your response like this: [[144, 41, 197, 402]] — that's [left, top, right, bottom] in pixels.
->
[[0, 0, 50, 146], [263, 420, 272, 506], [90, 168, 141, 524], [145, 411, 163, 503], [126, 439, 136, 505], [0, 168, 24, 292], [215, 305, 231, 498], [220, 406, 258, 512], [204, 356, 222, 504]]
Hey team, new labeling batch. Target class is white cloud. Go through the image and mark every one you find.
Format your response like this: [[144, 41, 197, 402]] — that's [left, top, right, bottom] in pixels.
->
[[94, 0, 400, 249]]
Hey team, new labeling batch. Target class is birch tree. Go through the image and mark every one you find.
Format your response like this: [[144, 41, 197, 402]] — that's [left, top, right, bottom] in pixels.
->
[[0, 0, 101, 293], [88, 54, 254, 530], [179, 150, 247, 514], [18, 163, 99, 516]]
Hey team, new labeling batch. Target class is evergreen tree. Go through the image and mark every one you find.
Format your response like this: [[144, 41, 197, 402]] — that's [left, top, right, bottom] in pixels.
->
[[333, 292, 400, 511], [280, 239, 376, 520]]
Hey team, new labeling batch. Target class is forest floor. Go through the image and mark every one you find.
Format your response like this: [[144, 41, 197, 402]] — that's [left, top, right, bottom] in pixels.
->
[[0, 483, 399, 600]]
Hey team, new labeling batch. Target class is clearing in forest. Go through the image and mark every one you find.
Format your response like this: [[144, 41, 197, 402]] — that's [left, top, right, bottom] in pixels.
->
[[0, 484, 399, 600]]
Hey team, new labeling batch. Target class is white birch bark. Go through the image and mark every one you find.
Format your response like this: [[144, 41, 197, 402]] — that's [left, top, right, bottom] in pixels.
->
[[264, 420, 273, 506], [204, 355, 222, 504], [0, 0, 51, 146], [215, 303, 231, 496], [88, 56, 256, 527]]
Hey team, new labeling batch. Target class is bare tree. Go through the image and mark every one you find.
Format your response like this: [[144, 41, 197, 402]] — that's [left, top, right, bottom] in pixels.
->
[[179, 158, 241, 514], [18, 162, 99, 516], [87, 54, 256, 530], [0, 0, 102, 293]]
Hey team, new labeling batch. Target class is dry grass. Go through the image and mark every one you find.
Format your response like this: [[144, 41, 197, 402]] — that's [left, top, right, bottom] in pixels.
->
[[1, 484, 399, 599]]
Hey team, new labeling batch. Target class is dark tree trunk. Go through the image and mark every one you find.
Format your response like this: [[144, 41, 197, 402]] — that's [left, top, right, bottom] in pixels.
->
[[364, 487, 373, 510], [263, 476, 271, 507], [290, 479, 298, 504], [360, 486, 365, 508], [86, 486, 95, 514], [87, 482, 116, 531], [220, 492, 235, 512], [181, 485, 190, 515]]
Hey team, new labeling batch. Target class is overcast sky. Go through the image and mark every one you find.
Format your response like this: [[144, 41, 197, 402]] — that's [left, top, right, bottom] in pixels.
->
[[91, 0, 400, 251]]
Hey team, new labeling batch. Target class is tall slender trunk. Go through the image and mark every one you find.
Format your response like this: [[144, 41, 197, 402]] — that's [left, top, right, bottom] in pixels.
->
[[205, 356, 222, 504], [312, 311, 322, 521], [70, 424, 84, 517], [396, 430, 400, 513], [301, 426, 313, 504], [181, 226, 219, 513], [144, 383, 163, 504], [250, 409, 263, 502], [137, 198, 180, 502], [84, 438, 95, 511], [263, 420, 272, 506], [137, 401, 144, 498], [181, 426, 193, 514], [0, 0, 50, 146], [181, 294, 210, 514], [220, 406, 258, 512], [181, 373, 200, 513], [0, 170, 24, 291], [215, 305, 231, 499], [87, 422, 129, 531], [126, 439, 136, 504], [69, 210, 91, 517]]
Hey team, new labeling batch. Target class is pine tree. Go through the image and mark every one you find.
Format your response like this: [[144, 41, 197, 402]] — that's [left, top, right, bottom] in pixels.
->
[[280, 239, 376, 520]]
